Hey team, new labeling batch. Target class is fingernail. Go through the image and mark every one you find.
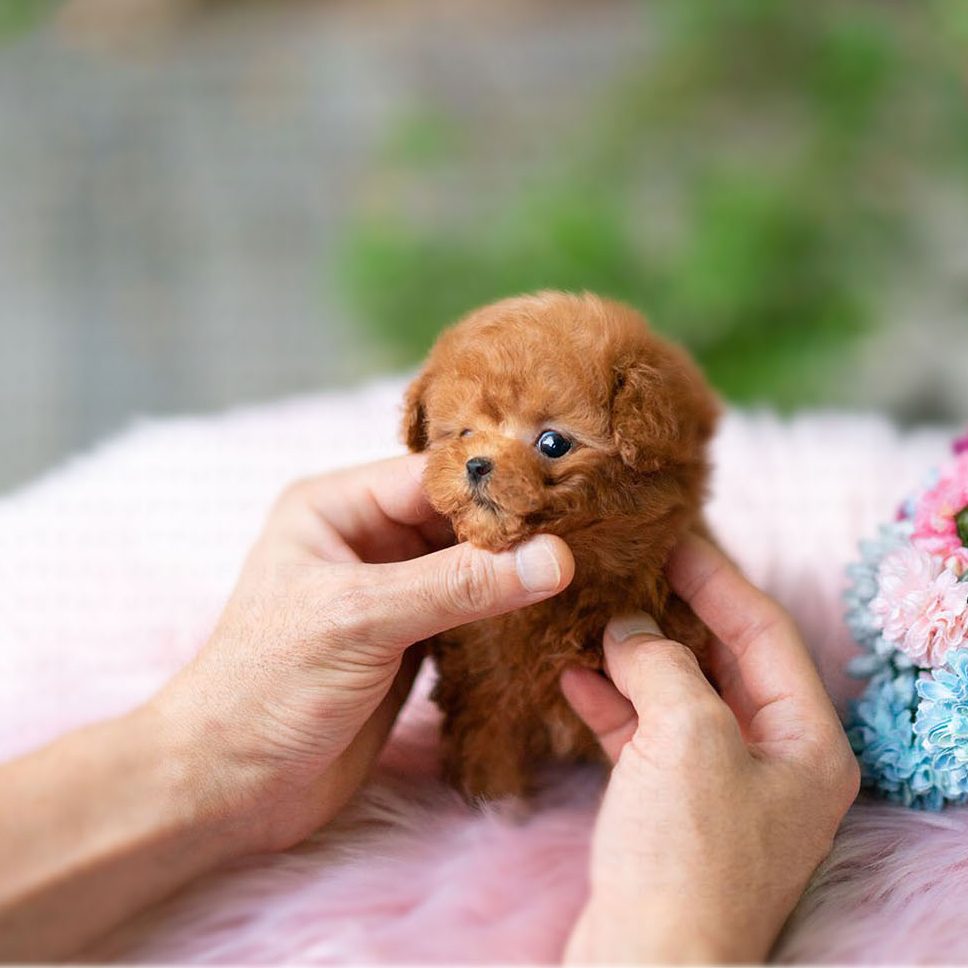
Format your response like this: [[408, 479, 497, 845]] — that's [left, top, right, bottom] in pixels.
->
[[515, 536, 562, 593], [608, 612, 663, 642]]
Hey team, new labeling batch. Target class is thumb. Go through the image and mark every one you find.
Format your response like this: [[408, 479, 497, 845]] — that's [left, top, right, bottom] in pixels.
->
[[361, 534, 575, 646], [603, 613, 721, 718]]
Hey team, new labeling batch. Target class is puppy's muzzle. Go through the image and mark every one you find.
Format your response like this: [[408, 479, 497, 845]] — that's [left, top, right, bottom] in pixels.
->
[[466, 456, 493, 486]]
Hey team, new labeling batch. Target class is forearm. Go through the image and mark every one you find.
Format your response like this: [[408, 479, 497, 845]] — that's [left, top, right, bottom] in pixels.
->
[[0, 703, 246, 962], [564, 894, 745, 966]]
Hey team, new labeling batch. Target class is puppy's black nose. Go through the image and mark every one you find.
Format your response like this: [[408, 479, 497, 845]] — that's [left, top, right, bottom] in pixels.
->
[[466, 456, 493, 484]]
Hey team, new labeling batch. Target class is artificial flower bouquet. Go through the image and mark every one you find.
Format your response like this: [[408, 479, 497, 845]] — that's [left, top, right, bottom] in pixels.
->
[[846, 430, 968, 809]]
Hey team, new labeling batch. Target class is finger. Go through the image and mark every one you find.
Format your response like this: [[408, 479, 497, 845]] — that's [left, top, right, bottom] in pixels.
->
[[314, 644, 425, 813], [285, 455, 454, 563], [667, 534, 839, 750], [350, 643, 424, 751], [602, 613, 723, 716], [560, 666, 636, 764], [349, 534, 575, 647]]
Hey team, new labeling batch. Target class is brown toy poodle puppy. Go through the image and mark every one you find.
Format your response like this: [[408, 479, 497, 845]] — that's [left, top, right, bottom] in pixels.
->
[[402, 291, 719, 800]]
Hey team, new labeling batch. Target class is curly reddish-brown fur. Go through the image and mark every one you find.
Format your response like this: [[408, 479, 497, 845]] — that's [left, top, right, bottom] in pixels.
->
[[402, 291, 719, 800]]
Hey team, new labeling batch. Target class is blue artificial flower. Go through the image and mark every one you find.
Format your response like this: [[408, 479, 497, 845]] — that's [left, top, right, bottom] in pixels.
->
[[847, 668, 968, 810], [844, 443, 968, 812], [915, 651, 968, 794], [844, 520, 915, 678]]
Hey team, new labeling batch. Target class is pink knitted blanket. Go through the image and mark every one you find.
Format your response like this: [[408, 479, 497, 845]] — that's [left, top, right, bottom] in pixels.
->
[[0, 379, 962, 963]]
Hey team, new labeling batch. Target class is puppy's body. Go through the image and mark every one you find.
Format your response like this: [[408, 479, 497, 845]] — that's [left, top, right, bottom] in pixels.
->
[[403, 291, 718, 799]]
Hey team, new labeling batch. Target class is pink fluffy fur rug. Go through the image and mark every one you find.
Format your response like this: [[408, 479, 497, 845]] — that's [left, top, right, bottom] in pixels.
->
[[0, 377, 963, 964]]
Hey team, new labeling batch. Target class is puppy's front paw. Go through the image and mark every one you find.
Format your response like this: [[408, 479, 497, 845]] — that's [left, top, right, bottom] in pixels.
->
[[443, 744, 531, 804]]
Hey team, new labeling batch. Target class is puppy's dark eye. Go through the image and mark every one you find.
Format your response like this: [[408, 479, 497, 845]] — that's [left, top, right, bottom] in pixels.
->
[[536, 430, 572, 459], [460, 429, 473, 438]]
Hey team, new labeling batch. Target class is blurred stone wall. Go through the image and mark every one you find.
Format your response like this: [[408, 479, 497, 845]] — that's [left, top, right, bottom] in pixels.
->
[[0, 0, 649, 492], [0, 0, 964, 494]]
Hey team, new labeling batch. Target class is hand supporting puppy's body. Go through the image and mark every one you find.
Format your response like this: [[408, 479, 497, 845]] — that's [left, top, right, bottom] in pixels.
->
[[432, 513, 709, 798], [403, 291, 719, 799]]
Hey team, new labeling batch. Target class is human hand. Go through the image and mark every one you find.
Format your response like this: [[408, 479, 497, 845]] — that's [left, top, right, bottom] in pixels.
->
[[560, 535, 859, 964], [152, 454, 575, 854]]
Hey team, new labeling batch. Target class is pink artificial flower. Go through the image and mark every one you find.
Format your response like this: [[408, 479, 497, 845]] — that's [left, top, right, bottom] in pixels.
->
[[870, 545, 968, 667], [953, 430, 968, 456], [912, 451, 968, 569]]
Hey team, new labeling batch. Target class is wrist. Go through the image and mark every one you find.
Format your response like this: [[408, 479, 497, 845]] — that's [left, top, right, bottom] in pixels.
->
[[0, 704, 252, 961], [138, 695, 271, 861], [565, 892, 765, 965]]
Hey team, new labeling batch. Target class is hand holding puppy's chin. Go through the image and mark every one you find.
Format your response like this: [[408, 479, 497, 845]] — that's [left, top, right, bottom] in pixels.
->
[[152, 454, 577, 853], [422, 443, 553, 552]]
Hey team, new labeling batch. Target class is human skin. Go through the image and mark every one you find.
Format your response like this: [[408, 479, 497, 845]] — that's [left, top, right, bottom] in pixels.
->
[[0, 454, 574, 962], [0, 458, 857, 964], [561, 535, 860, 964]]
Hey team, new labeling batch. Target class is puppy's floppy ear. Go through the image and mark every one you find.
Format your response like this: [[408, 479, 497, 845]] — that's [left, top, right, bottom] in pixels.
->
[[401, 370, 431, 452], [611, 347, 719, 472]]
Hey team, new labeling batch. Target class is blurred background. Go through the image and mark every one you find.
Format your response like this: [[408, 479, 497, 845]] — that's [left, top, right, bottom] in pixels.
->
[[1, 0, 966, 493]]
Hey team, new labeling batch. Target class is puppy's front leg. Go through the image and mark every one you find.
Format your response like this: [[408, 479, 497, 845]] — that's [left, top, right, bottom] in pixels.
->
[[430, 632, 534, 800], [659, 589, 711, 671], [439, 713, 532, 801]]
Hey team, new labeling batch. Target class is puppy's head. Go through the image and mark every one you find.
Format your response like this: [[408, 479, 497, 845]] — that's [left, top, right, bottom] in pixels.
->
[[402, 291, 718, 552]]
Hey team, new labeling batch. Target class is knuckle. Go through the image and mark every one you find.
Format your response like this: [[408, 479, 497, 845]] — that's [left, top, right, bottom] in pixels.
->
[[632, 641, 700, 680], [274, 477, 312, 512], [803, 725, 861, 804], [841, 751, 862, 803], [440, 549, 497, 616], [661, 695, 730, 739], [658, 704, 699, 737], [772, 607, 800, 643], [744, 599, 798, 650], [318, 578, 377, 644], [830, 736, 861, 802]]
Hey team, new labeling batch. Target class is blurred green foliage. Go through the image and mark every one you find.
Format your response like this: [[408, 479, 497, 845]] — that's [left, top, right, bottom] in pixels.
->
[[0, 0, 59, 37], [340, 0, 968, 407]]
